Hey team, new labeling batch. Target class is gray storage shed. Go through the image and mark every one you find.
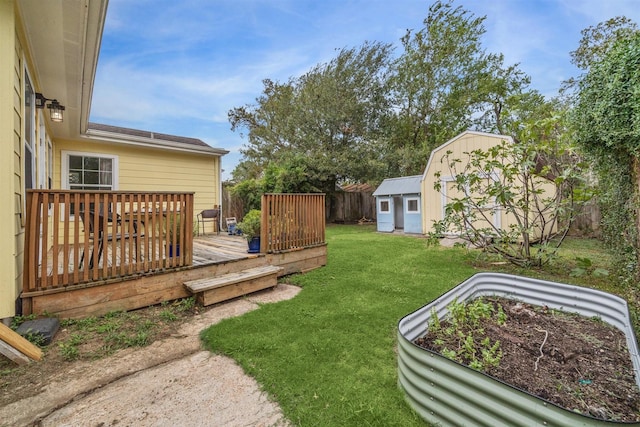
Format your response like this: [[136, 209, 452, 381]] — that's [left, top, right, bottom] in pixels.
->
[[372, 175, 422, 233]]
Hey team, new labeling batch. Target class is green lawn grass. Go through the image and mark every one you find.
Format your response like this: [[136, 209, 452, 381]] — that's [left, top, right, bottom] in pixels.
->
[[200, 225, 621, 426]]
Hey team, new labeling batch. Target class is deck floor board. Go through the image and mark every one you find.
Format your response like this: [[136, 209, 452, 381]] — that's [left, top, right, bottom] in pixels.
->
[[44, 234, 250, 276]]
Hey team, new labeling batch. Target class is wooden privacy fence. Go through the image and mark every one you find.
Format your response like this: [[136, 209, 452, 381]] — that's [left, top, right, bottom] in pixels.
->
[[328, 191, 376, 223], [261, 193, 326, 253], [23, 190, 193, 293]]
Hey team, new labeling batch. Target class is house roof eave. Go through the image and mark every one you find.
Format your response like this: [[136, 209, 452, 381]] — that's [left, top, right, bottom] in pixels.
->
[[17, 0, 108, 141], [84, 128, 229, 157]]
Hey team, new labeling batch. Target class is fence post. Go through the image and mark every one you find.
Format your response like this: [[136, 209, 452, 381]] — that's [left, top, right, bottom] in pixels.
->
[[260, 194, 267, 253]]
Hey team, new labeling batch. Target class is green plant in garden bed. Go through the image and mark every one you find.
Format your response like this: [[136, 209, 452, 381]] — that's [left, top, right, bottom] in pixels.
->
[[427, 297, 505, 371]]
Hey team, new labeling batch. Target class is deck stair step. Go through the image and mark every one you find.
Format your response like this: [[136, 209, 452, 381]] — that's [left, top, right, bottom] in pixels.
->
[[184, 265, 283, 306]]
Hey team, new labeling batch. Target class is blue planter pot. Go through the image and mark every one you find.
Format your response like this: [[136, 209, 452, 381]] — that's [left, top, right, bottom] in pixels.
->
[[169, 244, 180, 257], [247, 236, 260, 253]]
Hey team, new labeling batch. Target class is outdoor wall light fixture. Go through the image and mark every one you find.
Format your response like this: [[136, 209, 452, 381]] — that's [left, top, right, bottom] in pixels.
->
[[35, 93, 65, 122]]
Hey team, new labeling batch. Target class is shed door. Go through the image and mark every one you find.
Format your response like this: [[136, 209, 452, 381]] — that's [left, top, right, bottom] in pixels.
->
[[376, 197, 395, 232], [443, 179, 499, 235], [393, 196, 404, 229]]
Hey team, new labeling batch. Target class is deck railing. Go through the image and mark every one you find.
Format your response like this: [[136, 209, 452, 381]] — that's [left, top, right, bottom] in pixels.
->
[[23, 190, 193, 293], [261, 193, 326, 253]]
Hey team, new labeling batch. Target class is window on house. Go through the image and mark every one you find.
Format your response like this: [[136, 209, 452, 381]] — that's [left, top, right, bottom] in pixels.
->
[[67, 155, 114, 190], [24, 72, 35, 193], [63, 152, 118, 215], [47, 140, 53, 189], [406, 197, 420, 213], [38, 112, 46, 189], [379, 199, 390, 213]]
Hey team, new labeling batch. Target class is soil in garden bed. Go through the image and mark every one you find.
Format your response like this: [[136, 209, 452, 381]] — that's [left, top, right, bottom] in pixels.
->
[[414, 297, 640, 422]]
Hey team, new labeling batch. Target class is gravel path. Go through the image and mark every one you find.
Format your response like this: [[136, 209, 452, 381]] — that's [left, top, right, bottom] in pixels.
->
[[1, 285, 299, 427]]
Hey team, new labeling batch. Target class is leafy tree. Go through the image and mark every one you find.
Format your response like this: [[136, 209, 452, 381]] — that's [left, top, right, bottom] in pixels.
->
[[570, 17, 638, 71], [472, 57, 542, 138], [230, 0, 538, 187], [229, 42, 393, 191], [230, 178, 263, 213], [230, 156, 321, 215], [262, 156, 319, 194], [389, 1, 529, 175], [433, 116, 587, 267], [572, 30, 640, 279], [230, 158, 264, 183]]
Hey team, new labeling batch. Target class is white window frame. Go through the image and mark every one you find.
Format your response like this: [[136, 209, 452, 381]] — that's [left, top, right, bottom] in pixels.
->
[[23, 70, 36, 192], [38, 110, 47, 189], [440, 173, 501, 231], [22, 67, 36, 226], [62, 151, 119, 219], [47, 139, 53, 190], [378, 198, 391, 213], [405, 197, 420, 214], [62, 151, 119, 190]]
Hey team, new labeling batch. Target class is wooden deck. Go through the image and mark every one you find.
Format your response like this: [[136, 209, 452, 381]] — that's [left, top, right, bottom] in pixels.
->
[[27, 233, 327, 319], [23, 192, 327, 319], [192, 234, 256, 265], [44, 233, 252, 276]]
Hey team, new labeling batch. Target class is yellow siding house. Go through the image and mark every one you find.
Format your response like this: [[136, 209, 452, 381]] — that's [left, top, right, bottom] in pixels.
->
[[0, 1, 227, 321]]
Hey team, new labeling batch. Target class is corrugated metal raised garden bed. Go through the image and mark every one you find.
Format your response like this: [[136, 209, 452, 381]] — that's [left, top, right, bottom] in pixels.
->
[[398, 272, 640, 426]]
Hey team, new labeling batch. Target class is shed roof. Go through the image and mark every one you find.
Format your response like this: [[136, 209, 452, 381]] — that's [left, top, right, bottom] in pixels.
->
[[422, 130, 513, 181], [372, 175, 422, 197]]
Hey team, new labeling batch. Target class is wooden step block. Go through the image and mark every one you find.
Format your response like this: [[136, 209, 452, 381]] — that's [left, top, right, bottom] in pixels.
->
[[184, 265, 283, 306]]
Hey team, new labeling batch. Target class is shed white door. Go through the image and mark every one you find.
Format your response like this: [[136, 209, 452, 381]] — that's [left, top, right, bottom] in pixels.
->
[[441, 178, 500, 235], [376, 197, 395, 232]]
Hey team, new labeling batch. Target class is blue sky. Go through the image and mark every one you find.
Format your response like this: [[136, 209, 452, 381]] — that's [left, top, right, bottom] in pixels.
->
[[89, 0, 640, 181]]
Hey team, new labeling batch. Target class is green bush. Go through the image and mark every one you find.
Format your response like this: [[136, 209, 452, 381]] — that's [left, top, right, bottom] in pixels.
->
[[237, 209, 261, 241]]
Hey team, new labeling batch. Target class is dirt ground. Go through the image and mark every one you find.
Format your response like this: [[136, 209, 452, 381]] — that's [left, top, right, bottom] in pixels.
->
[[415, 296, 640, 423], [0, 284, 300, 427]]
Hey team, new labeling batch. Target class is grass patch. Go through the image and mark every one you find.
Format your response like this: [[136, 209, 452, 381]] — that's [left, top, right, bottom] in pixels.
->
[[469, 236, 621, 295], [14, 297, 200, 362], [201, 225, 476, 426], [201, 226, 626, 426]]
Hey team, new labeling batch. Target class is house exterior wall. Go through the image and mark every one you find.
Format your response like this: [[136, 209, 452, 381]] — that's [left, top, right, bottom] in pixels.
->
[[422, 132, 514, 235], [1, 1, 225, 320], [12, 16, 24, 321], [0, 0, 17, 319], [1, 2, 54, 319], [54, 139, 222, 222]]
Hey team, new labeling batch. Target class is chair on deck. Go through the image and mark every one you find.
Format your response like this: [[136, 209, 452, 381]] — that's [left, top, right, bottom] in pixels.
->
[[79, 210, 139, 269], [197, 208, 220, 235], [225, 217, 238, 235]]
